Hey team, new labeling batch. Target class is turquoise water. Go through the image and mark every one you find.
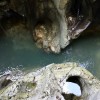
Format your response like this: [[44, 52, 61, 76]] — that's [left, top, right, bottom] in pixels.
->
[[0, 28, 100, 79]]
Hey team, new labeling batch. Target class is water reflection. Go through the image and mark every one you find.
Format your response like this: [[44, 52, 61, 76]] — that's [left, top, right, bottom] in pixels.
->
[[0, 27, 100, 79]]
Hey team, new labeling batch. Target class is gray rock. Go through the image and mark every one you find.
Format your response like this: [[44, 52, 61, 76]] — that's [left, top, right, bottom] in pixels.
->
[[0, 62, 100, 100]]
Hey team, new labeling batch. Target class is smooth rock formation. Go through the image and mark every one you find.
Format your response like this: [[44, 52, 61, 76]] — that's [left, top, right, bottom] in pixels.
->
[[0, 0, 100, 53], [0, 62, 100, 100], [33, 0, 93, 53]]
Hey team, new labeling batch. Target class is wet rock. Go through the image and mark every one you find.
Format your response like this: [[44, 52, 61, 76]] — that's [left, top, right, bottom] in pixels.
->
[[33, 0, 93, 53], [0, 0, 99, 53], [0, 63, 100, 100]]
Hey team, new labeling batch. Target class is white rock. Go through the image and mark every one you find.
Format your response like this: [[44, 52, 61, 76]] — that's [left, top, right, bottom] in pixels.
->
[[0, 63, 100, 100]]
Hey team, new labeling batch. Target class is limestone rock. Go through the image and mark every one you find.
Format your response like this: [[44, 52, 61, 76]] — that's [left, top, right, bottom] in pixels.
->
[[33, 0, 92, 53], [0, 0, 97, 53], [0, 63, 100, 100]]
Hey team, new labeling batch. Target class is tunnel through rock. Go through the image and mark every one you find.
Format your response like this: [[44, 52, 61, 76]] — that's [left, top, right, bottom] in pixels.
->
[[66, 76, 82, 90], [62, 76, 82, 100]]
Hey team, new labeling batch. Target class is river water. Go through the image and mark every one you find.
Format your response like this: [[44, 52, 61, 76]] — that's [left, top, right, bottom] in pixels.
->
[[0, 26, 100, 79]]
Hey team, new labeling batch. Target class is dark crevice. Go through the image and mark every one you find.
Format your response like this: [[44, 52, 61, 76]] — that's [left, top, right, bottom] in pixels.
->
[[67, 76, 82, 91], [0, 75, 12, 90]]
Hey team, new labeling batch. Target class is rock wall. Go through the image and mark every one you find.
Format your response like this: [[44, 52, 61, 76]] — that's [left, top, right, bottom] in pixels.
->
[[32, 0, 93, 53], [0, 0, 99, 53]]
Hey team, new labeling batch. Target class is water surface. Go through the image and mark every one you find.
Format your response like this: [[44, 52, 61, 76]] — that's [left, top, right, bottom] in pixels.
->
[[0, 27, 100, 79]]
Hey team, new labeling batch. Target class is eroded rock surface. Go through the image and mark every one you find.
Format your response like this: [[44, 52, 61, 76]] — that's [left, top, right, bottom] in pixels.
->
[[0, 0, 99, 53], [33, 0, 93, 53], [0, 63, 100, 100]]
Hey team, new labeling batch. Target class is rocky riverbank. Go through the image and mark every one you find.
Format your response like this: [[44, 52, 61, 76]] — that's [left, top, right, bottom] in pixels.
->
[[0, 62, 100, 100]]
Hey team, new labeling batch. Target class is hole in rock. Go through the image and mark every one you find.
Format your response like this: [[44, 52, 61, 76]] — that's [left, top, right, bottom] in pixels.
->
[[66, 76, 82, 90], [62, 76, 82, 100]]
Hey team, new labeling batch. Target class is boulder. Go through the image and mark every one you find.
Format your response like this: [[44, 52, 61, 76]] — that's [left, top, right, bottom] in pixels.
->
[[0, 62, 100, 100]]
